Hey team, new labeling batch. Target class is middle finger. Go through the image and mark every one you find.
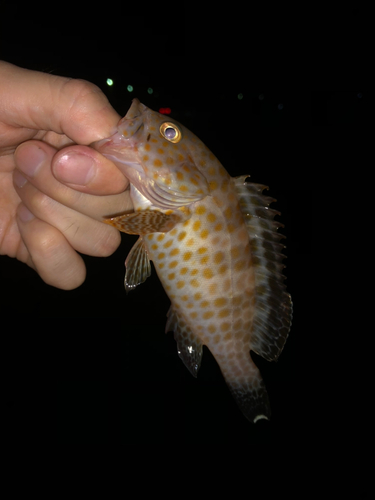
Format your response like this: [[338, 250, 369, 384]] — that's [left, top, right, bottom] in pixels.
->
[[13, 173, 121, 257]]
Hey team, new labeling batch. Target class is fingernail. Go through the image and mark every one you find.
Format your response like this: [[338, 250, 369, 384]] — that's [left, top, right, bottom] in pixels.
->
[[16, 143, 46, 177], [54, 152, 96, 186], [17, 204, 35, 222]]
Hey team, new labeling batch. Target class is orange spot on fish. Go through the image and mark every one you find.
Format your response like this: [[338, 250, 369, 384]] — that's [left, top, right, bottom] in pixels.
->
[[198, 247, 207, 254], [224, 207, 232, 218], [200, 256, 209, 265], [200, 229, 209, 239], [203, 311, 214, 319], [214, 297, 227, 307], [154, 159, 163, 167], [214, 251, 225, 264], [220, 322, 231, 332], [219, 308, 230, 318], [192, 220, 201, 231], [195, 206, 206, 215], [202, 268, 214, 279]]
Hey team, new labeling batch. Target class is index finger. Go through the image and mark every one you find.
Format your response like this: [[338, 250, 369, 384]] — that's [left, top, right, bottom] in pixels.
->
[[0, 61, 120, 144]]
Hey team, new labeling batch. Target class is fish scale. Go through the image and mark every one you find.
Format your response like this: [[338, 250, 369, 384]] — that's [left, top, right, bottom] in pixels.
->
[[93, 99, 292, 423]]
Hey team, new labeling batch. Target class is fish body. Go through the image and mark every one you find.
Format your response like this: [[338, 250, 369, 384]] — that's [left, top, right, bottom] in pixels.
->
[[94, 99, 292, 422]]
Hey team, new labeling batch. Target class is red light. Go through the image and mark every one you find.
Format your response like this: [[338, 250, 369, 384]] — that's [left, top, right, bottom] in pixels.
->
[[159, 107, 171, 115]]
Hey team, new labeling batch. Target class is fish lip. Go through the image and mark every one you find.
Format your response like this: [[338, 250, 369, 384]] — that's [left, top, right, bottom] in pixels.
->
[[123, 98, 147, 119]]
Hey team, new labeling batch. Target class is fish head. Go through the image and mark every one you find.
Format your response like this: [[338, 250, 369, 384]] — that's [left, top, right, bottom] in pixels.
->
[[93, 99, 209, 209]]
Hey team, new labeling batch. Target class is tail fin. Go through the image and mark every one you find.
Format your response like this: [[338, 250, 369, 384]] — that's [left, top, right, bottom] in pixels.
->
[[226, 376, 271, 423], [215, 352, 271, 423]]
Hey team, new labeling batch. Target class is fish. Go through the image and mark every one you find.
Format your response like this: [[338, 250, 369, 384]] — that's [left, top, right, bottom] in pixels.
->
[[93, 99, 292, 423]]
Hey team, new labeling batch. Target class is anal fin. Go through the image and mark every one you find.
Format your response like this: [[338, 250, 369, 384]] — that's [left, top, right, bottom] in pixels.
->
[[165, 307, 203, 378]]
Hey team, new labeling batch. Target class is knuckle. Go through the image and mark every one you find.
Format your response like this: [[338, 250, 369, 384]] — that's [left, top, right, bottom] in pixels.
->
[[91, 226, 121, 257], [30, 189, 55, 215]]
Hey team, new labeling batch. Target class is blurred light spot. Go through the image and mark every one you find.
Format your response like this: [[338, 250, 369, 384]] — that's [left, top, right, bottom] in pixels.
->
[[357, 92, 363, 98], [148, 88, 154, 94], [127, 85, 134, 92], [106, 78, 114, 86], [259, 94, 264, 100], [238, 93, 244, 100], [159, 107, 171, 115], [278, 103, 284, 110]]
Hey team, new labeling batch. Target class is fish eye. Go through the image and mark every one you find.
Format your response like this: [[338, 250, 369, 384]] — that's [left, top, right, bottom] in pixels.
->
[[160, 122, 182, 143]]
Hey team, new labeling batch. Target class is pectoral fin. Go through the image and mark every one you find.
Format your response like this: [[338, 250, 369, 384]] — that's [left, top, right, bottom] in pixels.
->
[[124, 237, 151, 292], [104, 209, 187, 235]]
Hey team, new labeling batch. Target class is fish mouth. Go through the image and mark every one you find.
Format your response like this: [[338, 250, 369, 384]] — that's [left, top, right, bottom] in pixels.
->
[[123, 98, 147, 120]]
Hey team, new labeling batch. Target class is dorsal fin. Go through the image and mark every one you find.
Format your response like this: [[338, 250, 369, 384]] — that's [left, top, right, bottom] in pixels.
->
[[233, 175, 293, 362]]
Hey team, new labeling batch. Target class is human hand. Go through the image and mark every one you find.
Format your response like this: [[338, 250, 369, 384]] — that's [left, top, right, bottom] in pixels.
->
[[0, 61, 131, 289]]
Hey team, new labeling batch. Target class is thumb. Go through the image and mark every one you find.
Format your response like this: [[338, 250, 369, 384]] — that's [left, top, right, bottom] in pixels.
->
[[0, 61, 120, 144], [52, 145, 129, 195]]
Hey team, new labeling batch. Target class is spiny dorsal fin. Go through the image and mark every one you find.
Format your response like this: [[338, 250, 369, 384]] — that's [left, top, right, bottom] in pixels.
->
[[233, 175, 293, 362]]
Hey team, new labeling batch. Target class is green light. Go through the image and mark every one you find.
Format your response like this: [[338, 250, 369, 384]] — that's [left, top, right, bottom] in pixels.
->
[[147, 88, 153, 94], [238, 93, 244, 100], [127, 85, 134, 92], [106, 78, 114, 86]]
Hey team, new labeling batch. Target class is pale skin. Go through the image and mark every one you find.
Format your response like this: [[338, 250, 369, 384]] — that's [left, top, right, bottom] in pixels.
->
[[0, 61, 132, 289]]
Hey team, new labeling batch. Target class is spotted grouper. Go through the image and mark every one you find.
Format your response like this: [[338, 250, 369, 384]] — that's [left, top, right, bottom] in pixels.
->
[[93, 99, 292, 422]]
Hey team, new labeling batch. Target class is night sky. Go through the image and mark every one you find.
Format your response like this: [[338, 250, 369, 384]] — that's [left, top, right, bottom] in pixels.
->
[[0, 15, 366, 450]]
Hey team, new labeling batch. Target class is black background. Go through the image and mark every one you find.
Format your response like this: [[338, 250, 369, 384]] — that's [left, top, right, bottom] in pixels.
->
[[0, 14, 366, 449]]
